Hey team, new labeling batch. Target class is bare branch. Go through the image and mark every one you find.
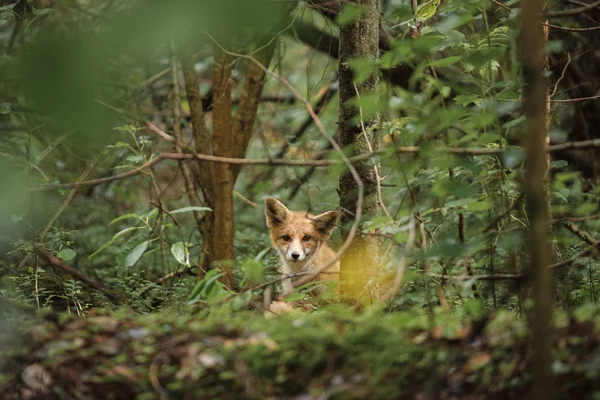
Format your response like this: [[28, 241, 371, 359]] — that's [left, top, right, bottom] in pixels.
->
[[36, 248, 123, 302], [232, 42, 276, 181], [29, 138, 600, 192], [545, 0, 600, 17], [482, 193, 525, 233], [169, 48, 205, 230]]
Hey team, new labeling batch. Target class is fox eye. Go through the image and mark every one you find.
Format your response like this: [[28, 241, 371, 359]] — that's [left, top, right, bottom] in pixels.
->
[[302, 235, 311, 242], [281, 235, 291, 242]]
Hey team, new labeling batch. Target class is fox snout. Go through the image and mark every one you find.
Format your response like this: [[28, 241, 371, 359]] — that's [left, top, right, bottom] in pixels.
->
[[285, 240, 312, 262]]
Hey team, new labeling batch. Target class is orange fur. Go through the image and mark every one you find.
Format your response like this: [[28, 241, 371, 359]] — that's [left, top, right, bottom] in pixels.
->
[[264, 197, 340, 295]]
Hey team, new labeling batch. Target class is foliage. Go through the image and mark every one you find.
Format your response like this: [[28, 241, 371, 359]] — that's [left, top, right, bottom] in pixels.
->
[[0, 0, 599, 396]]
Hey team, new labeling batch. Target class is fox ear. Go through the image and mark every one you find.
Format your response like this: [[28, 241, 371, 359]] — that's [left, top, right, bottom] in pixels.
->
[[265, 197, 290, 227], [312, 210, 340, 238]]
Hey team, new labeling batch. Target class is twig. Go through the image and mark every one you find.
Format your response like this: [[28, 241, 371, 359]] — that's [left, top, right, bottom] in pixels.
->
[[492, 0, 512, 12], [353, 81, 392, 220], [543, 22, 600, 31], [169, 45, 206, 232], [429, 273, 522, 281], [149, 353, 169, 400], [35, 248, 124, 302], [545, 0, 600, 17], [561, 221, 596, 245], [381, 214, 415, 301], [482, 193, 524, 233], [429, 236, 600, 282], [553, 213, 600, 222], [18, 155, 99, 274], [234, 190, 258, 208], [550, 240, 600, 270], [30, 139, 600, 192], [550, 52, 571, 98], [549, 94, 600, 103], [155, 267, 195, 284]]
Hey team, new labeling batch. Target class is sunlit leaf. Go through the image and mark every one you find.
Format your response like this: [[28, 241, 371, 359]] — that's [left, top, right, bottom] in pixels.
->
[[57, 249, 76, 261], [124, 240, 149, 267], [171, 241, 191, 266], [109, 213, 143, 226]]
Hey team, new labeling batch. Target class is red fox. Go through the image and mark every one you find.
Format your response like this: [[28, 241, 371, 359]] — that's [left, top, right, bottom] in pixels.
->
[[264, 197, 340, 295]]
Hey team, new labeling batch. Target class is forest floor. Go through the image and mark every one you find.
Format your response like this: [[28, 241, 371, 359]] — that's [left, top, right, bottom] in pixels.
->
[[1, 302, 600, 399]]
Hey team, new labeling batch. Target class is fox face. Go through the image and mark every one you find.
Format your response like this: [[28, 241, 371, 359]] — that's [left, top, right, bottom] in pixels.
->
[[265, 197, 339, 266]]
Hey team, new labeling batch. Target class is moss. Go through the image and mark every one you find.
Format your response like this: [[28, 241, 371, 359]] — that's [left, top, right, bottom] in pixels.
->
[[3, 304, 600, 398]]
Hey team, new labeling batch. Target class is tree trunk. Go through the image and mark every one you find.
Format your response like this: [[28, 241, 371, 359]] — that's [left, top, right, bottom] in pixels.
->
[[337, 0, 382, 301], [207, 44, 236, 289], [181, 41, 275, 290], [520, 0, 553, 399]]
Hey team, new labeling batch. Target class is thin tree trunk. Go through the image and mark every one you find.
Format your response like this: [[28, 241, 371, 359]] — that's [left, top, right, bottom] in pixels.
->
[[180, 40, 275, 289], [337, 0, 382, 301], [521, 0, 553, 398], [170, 49, 205, 233], [208, 44, 236, 289]]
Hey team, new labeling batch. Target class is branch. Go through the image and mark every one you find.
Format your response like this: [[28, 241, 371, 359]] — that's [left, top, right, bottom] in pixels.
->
[[29, 138, 600, 192], [429, 273, 522, 281], [292, 20, 339, 58], [273, 82, 337, 160], [543, 22, 600, 31], [170, 48, 205, 231], [180, 48, 212, 193], [561, 221, 596, 246], [482, 193, 524, 233], [232, 42, 276, 181], [545, 0, 600, 17], [429, 241, 600, 281], [35, 248, 124, 302]]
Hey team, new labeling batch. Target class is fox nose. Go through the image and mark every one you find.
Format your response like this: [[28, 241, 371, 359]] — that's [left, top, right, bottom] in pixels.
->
[[291, 252, 300, 260]]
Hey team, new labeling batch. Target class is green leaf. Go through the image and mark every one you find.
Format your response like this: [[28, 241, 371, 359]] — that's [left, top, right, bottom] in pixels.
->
[[33, 7, 56, 16], [187, 269, 223, 302], [113, 226, 143, 239], [454, 94, 480, 107], [503, 115, 525, 129], [170, 241, 190, 266], [88, 237, 117, 259], [57, 249, 76, 261], [106, 141, 129, 148], [415, 0, 440, 22], [109, 213, 143, 226], [428, 56, 462, 68], [347, 58, 377, 85], [124, 240, 149, 267], [336, 3, 365, 25], [143, 208, 159, 220], [113, 124, 137, 133], [0, 103, 10, 114], [240, 259, 264, 285], [467, 199, 491, 212], [169, 206, 212, 214]]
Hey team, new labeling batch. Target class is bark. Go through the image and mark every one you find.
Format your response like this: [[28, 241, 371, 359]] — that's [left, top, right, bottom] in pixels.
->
[[521, 0, 553, 399], [207, 44, 236, 289], [337, 0, 382, 301]]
